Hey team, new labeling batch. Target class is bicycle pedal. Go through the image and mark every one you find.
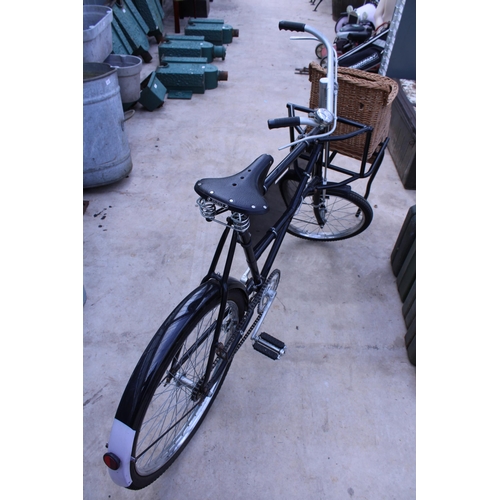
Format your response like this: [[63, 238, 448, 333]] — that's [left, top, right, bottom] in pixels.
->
[[252, 332, 286, 360]]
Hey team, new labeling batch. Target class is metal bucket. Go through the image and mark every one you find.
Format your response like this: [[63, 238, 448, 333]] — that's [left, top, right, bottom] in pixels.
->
[[83, 5, 113, 62], [104, 54, 143, 109], [83, 63, 133, 188]]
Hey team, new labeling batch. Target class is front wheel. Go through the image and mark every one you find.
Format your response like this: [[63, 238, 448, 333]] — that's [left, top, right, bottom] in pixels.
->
[[279, 174, 373, 241], [105, 279, 247, 490]]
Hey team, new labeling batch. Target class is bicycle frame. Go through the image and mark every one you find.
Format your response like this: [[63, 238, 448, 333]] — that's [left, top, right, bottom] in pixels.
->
[[194, 138, 319, 392], [196, 100, 389, 394]]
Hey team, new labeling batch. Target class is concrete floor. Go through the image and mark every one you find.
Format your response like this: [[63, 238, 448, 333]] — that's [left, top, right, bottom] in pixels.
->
[[83, 0, 416, 498]]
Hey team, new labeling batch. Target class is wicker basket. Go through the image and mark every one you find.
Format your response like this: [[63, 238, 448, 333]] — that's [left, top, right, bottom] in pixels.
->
[[309, 61, 398, 161]]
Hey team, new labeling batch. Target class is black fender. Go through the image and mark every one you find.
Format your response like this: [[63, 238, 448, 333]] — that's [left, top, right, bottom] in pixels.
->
[[115, 277, 248, 427]]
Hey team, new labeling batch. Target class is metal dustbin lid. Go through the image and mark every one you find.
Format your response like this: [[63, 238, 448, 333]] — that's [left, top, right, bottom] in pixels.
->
[[104, 54, 143, 78], [83, 62, 116, 82]]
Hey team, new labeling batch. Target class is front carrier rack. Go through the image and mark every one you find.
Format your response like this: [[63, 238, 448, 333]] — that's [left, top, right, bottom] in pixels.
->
[[284, 101, 389, 201]]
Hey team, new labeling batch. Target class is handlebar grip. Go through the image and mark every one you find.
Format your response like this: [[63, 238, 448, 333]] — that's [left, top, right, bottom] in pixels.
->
[[278, 21, 306, 32], [268, 117, 302, 129]]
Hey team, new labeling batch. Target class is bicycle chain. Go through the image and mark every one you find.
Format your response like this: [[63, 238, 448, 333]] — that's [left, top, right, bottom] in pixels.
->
[[228, 269, 280, 362], [200, 270, 279, 398], [206, 279, 262, 376]]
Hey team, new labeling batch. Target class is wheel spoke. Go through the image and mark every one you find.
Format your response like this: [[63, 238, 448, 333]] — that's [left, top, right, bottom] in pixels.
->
[[280, 176, 372, 241], [135, 397, 200, 462], [132, 298, 242, 478]]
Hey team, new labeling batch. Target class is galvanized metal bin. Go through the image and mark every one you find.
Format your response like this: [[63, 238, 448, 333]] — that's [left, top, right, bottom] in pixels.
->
[[104, 54, 143, 109], [83, 5, 113, 63], [83, 63, 133, 188]]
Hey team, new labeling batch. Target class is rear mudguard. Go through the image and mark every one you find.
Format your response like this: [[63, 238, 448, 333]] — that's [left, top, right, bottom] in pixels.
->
[[105, 277, 247, 487]]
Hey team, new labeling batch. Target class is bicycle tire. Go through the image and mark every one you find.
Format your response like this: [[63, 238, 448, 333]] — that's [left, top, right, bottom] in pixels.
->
[[105, 278, 247, 490], [279, 172, 373, 241], [315, 43, 324, 59]]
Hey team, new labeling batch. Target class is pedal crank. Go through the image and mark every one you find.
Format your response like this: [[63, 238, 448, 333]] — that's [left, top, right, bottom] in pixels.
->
[[231, 269, 283, 360], [249, 269, 280, 341]]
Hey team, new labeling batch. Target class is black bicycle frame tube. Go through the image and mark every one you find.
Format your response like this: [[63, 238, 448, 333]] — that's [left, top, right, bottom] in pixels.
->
[[255, 140, 324, 279], [201, 228, 239, 394], [264, 141, 308, 189], [239, 228, 262, 289], [201, 225, 231, 284]]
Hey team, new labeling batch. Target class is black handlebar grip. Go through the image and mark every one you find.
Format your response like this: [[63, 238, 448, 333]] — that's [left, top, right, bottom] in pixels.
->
[[278, 21, 306, 32], [268, 117, 301, 129]]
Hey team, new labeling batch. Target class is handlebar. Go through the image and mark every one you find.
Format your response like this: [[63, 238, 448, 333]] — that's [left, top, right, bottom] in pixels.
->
[[278, 21, 306, 32], [267, 116, 318, 130], [270, 21, 339, 148]]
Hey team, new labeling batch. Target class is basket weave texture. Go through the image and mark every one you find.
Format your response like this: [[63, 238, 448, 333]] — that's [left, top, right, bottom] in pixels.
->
[[309, 61, 398, 160]]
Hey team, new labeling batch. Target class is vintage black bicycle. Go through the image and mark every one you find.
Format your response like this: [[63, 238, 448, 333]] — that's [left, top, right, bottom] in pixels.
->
[[103, 21, 390, 490]]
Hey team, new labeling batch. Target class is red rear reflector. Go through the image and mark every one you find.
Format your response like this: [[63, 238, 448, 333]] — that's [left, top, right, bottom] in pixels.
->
[[103, 452, 121, 470]]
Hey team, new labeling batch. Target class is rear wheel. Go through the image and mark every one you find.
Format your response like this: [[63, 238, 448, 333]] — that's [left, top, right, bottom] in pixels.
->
[[279, 173, 373, 241], [125, 285, 246, 489]]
